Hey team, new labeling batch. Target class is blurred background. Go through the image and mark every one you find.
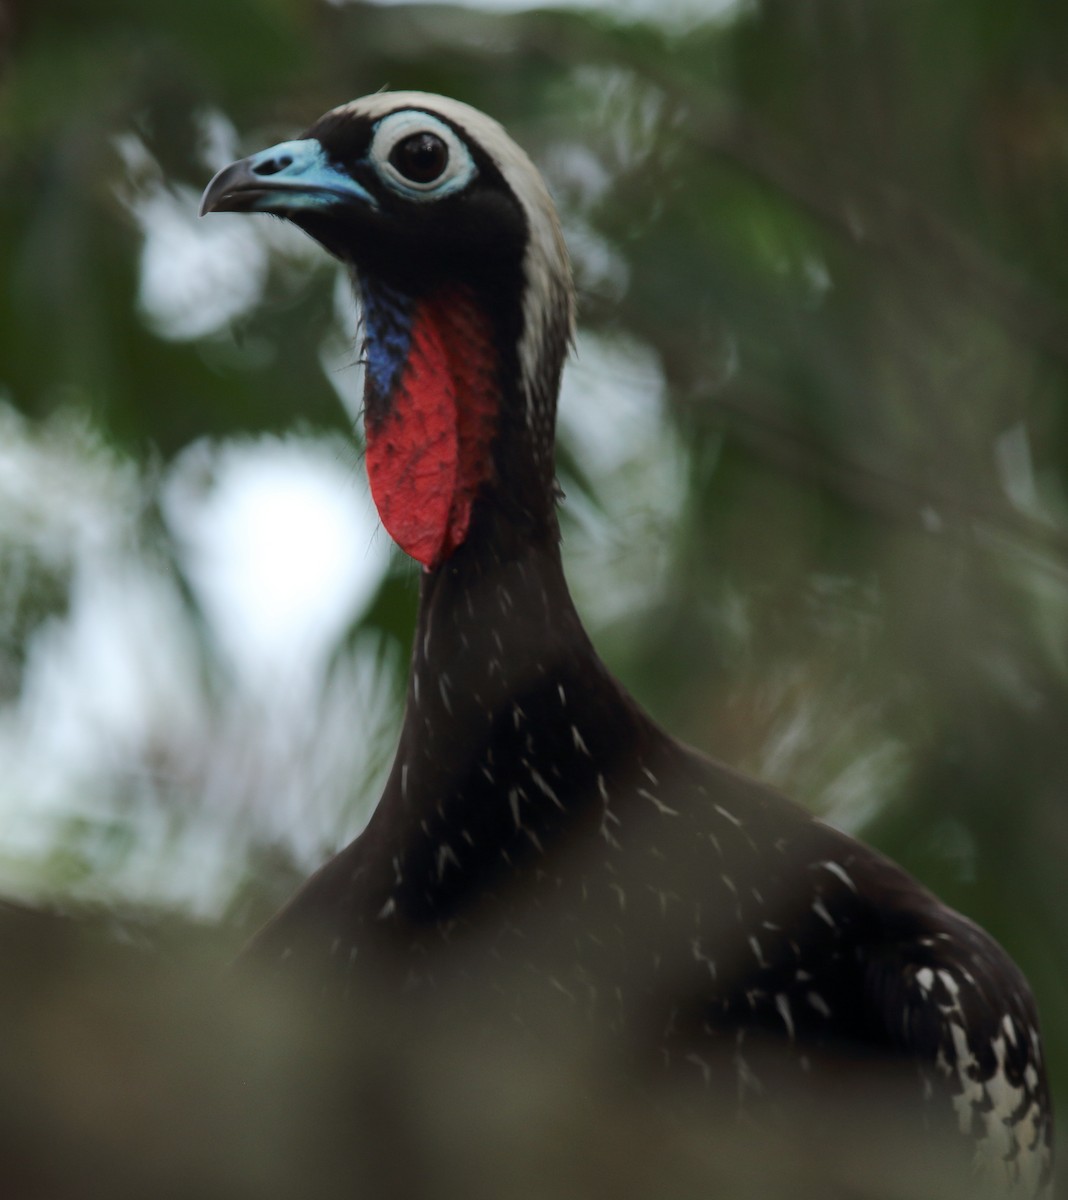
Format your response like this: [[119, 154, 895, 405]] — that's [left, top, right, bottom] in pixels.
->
[[1, 0, 1067, 1194]]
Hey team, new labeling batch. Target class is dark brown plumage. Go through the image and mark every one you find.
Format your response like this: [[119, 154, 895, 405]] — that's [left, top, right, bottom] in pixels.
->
[[202, 91, 1052, 1196]]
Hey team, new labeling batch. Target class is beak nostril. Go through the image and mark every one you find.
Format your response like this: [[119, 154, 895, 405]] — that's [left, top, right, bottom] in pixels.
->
[[253, 153, 293, 177]]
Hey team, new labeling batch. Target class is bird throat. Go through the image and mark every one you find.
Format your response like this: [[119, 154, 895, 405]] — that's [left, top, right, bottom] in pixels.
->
[[361, 280, 500, 568]]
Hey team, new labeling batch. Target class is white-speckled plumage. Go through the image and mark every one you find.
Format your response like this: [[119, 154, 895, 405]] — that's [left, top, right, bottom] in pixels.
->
[[208, 92, 1053, 1198]]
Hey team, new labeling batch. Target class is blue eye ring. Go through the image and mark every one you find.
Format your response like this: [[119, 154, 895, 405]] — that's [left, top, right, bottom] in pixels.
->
[[371, 110, 477, 201]]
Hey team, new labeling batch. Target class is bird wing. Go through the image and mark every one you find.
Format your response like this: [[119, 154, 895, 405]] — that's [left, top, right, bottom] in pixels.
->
[[864, 895, 1052, 1197]]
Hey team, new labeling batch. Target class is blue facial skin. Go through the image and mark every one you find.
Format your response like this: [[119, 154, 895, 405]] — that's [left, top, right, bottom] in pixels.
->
[[246, 139, 378, 211], [199, 138, 378, 217]]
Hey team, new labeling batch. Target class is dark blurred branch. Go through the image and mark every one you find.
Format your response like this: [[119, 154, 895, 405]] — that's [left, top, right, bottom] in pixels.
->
[[532, 16, 1068, 371], [705, 381, 1068, 578], [697, 109, 1068, 371], [527, 15, 1068, 571], [684, 101, 1068, 568], [0, 0, 13, 84]]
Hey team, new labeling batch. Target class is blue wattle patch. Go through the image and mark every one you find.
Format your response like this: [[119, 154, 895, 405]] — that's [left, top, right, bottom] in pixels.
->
[[361, 280, 414, 402]]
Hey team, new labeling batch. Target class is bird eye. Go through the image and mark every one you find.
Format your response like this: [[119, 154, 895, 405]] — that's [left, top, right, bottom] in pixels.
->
[[390, 133, 449, 184], [372, 110, 477, 200]]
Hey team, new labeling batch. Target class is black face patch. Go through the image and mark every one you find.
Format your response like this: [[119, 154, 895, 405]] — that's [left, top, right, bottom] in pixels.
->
[[302, 109, 375, 166], [294, 106, 530, 304]]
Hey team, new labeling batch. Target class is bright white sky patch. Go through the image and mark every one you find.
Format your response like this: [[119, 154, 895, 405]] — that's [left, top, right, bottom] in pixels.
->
[[163, 435, 388, 691], [558, 330, 688, 625], [117, 122, 323, 343], [560, 331, 669, 475], [136, 185, 270, 341], [0, 410, 396, 912], [331, 0, 751, 27]]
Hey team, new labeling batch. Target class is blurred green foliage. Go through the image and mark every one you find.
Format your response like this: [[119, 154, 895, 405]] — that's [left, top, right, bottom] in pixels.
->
[[1, 0, 1067, 1191]]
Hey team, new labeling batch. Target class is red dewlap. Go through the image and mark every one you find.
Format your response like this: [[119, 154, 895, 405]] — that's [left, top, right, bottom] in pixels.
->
[[365, 291, 499, 568]]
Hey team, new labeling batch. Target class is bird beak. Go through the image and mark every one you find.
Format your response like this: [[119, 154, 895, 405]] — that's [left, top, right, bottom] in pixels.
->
[[199, 138, 377, 218]]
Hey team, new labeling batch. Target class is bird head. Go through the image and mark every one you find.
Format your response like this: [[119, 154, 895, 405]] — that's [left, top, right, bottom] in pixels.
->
[[201, 92, 574, 568]]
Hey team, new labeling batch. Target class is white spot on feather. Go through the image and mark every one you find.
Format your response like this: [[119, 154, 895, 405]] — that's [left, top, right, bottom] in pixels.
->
[[531, 767, 564, 810], [436, 843, 460, 881], [937, 969, 961, 1002], [807, 991, 831, 1018], [508, 787, 522, 830], [572, 724, 591, 756], [818, 860, 857, 892], [775, 993, 795, 1041], [691, 938, 717, 980], [638, 787, 678, 816], [714, 803, 743, 828]]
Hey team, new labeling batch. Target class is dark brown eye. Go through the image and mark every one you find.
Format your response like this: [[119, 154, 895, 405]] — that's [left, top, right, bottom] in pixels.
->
[[389, 133, 449, 184]]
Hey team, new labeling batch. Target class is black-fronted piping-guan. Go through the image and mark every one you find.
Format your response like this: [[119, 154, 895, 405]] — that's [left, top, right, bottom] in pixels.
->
[[200, 92, 1052, 1195]]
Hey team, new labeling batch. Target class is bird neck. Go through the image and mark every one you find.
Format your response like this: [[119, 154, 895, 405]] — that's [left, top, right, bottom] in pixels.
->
[[401, 528, 592, 779], [359, 275, 560, 569], [354, 523, 650, 930]]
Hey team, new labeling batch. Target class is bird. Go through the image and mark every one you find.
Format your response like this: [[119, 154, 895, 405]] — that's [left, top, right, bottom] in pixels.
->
[[200, 91, 1052, 1195]]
